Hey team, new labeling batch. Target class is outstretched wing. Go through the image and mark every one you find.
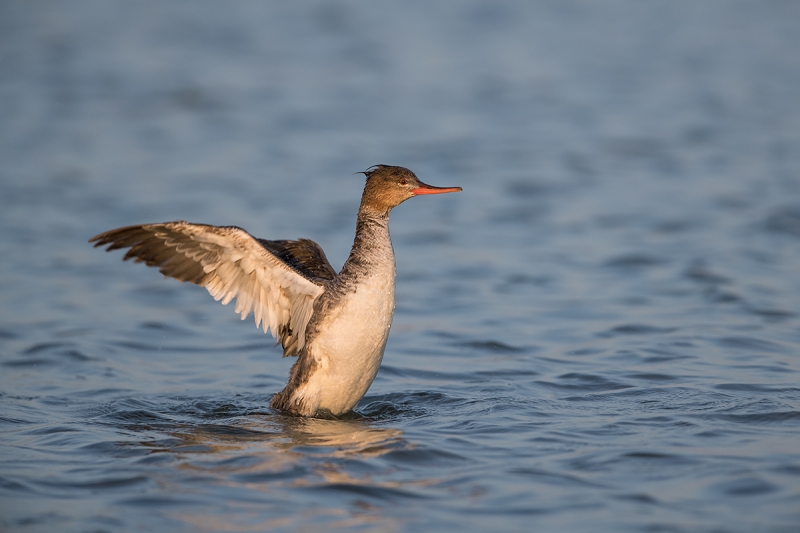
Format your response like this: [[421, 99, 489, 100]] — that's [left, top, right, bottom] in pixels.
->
[[89, 221, 332, 356]]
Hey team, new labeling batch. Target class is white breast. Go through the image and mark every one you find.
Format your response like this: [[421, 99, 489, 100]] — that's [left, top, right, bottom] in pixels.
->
[[292, 264, 396, 415]]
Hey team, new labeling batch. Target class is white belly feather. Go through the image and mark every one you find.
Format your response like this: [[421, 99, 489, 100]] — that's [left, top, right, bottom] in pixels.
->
[[293, 265, 396, 414]]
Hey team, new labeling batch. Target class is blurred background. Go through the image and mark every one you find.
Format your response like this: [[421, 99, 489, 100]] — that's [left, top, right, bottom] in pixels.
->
[[1, 1, 800, 532]]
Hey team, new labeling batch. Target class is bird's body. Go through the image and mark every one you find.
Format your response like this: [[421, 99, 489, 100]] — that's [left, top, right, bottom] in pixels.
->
[[90, 166, 460, 417]]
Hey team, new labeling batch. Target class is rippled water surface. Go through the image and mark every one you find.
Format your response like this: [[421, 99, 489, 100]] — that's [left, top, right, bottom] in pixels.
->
[[2, 1, 800, 532]]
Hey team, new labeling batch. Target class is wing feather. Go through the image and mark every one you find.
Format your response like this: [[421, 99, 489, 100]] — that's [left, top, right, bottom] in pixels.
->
[[90, 221, 328, 356]]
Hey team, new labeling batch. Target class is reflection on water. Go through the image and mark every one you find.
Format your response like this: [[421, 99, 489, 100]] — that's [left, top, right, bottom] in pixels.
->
[[147, 415, 406, 462], [136, 415, 408, 532]]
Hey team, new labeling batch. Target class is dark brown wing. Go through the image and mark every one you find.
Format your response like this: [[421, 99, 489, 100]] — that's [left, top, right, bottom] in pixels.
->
[[257, 239, 337, 282]]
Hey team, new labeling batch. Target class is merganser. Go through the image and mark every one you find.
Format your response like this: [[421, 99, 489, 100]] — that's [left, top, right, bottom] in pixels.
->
[[90, 165, 461, 417]]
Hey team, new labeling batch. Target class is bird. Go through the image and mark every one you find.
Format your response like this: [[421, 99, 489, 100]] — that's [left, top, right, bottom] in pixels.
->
[[90, 165, 461, 417]]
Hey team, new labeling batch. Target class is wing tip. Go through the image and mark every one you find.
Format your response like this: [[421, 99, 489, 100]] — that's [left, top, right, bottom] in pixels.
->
[[88, 232, 110, 247]]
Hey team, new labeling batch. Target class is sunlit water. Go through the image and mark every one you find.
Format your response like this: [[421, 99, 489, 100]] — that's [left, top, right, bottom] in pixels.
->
[[2, 1, 800, 532]]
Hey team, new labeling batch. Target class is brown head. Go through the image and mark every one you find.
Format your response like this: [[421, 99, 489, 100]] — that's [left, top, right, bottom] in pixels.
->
[[358, 165, 462, 215]]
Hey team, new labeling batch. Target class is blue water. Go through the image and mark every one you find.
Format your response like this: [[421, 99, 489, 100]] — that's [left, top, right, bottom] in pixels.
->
[[2, 1, 800, 531]]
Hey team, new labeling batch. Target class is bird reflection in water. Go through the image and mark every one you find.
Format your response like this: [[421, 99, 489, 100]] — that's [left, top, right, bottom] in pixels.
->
[[141, 414, 403, 456], [132, 414, 410, 530]]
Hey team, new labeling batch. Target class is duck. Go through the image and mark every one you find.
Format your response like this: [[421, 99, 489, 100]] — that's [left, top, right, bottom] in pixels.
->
[[90, 165, 461, 417]]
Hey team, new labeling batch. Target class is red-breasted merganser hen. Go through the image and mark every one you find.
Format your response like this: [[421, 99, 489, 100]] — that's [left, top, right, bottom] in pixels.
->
[[90, 165, 461, 417]]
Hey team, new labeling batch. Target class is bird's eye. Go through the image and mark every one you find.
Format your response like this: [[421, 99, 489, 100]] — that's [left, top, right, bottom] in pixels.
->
[[400, 179, 408, 185]]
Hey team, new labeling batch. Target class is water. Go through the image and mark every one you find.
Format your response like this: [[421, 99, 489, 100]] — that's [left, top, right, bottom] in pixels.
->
[[2, 1, 800, 531]]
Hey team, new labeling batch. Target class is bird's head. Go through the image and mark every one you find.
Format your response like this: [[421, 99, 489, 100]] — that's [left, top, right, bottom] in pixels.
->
[[359, 165, 462, 214]]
